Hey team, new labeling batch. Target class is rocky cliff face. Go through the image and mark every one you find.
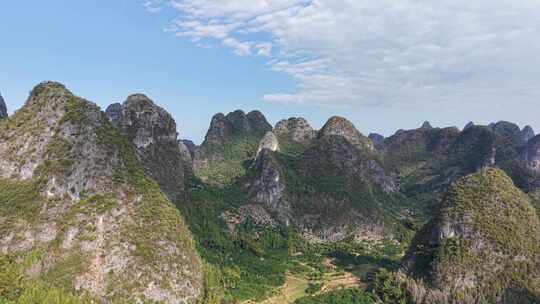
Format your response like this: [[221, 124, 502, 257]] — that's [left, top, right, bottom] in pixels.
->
[[522, 125, 535, 143], [0, 82, 202, 303], [196, 110, 272, 161], [118, 94, 192, 201], [181, 139, 196, 156], [0, 93, 7, 119], [201, 110, 271, 147], [490, 121, 525, 146], [274, 117, 316, 147], [257, 131, 280, 155], [522, 135, 540, 173], [368, 133, 385, 148], [242, 116, 403, 242], [401, 168, 540, 304], [105, 102, 122, 127]]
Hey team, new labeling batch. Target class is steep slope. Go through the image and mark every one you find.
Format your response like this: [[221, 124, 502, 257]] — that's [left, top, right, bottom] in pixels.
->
[[380, 126, 460, 216], [0, 82, 202, 303], [194, 110, 272, 185], [0, 93, 7, 119], [368, 133, 385, 148], [105, 102, 122, 127], [379, 123, 534, 217], [274, 117, 316, 155], [115, 94, 193, 201], [522, 135, 540, 173], [318, 116, 374, 152], [244, 117, 406, 242], [401, 168, 540, 304], [522, 125, 535, 143]]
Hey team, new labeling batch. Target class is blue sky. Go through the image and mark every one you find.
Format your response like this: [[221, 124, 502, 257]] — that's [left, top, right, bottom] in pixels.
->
[[1, 1, 539, 143]]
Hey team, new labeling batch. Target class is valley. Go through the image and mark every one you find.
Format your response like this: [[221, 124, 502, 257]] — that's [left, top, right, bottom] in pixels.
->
[[0, 82, 539, 304]]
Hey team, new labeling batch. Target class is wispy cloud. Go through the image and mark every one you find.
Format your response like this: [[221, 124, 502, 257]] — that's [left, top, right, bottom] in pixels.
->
[[146, 0, 540, 110], [142, 0, 163, 13]]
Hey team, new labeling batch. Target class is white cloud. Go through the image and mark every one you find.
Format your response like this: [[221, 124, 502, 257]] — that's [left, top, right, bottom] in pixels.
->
[[149, 0, 540, 110], [142, 0, 163, 13]]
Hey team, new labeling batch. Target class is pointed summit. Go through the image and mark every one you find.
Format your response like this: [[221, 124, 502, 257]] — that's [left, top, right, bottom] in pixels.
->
[[105, 102, 122, 127], [318, 116, 374, 151], [0, 92, 7, 119], [0, 82, 202, 303], [119, 93, 192, 200], [464, 121, 475, 130], [522, 125, 535, 143], [421, 121, 433, 129]]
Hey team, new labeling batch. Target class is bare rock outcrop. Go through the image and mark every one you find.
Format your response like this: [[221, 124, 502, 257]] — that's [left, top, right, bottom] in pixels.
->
[[0, 82, 202, 303], [522, 134, 540, 173], [274, 117, 316, 146], [318, 116, 374, 152], [0, 92, 7, 119], [522, 125, 535, 143], [118, 94, 192, 201], [257, 131, 280, 155]]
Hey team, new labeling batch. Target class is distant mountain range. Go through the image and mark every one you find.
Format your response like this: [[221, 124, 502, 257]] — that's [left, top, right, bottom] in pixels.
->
[[1, 82, 539, 303]]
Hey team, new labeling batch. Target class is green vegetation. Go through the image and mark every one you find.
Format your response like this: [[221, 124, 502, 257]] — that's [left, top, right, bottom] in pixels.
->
[[401, 168, 540, 303], [0, 253, 93, 304], [178, 183, 293, 302], [371, 269, 408, 304], [195, 160, 247, 186], [196, 135, 261, 186], [294, 289, 375, 304], [179, 174, 406, 303], [305, 283, 322, 295], [95, 112, 200, 274], [0, 178, 43, 222]]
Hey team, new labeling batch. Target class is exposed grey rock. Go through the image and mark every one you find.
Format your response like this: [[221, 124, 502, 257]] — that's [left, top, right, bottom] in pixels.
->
[[274, 117, 316, 145], [181, 139, 196, 156], [0, 93, 7, 119], [119, 94, 192, 201], [247, 110, 273, 134], [201, 110, 272, 146], [0, 82, 202, 303], [257, 131, 280, 155], [421, 121, 433, 129], [368, 133, 385, 147], [248, 149, 291, 225], [105, 103, 122, 127], [318, 116, 374, 152], [194, 110, 272, 171], [522, 134, 540, 173], [178, 140, 193, 167], [522, 125, 535, 143]]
